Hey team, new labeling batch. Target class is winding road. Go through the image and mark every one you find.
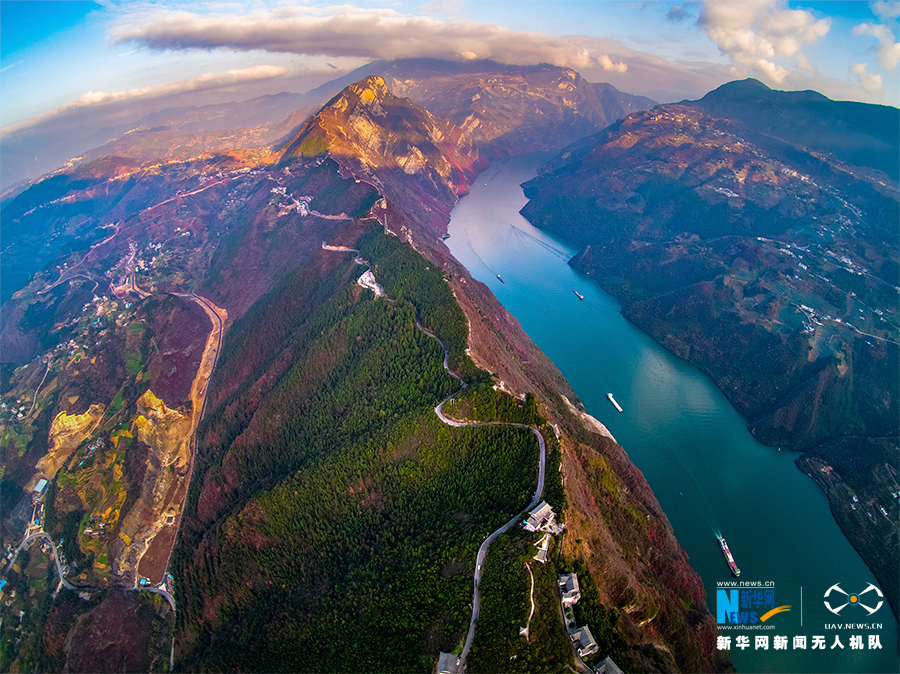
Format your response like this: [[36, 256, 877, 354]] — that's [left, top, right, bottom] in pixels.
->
[[322, 242, 548, 670], [5, 531, 177, 611], [153, 291, 227, 585], [4, 532, 72, 591], [424, 328, 546, 672]]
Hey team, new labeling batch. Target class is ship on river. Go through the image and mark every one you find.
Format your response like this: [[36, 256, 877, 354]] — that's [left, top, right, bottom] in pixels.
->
[[718, 536, 741, 576], [607, 393, 623, 412]]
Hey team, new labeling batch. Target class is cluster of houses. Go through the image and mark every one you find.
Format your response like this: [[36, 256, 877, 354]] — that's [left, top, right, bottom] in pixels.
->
[[524, 501, 624, 673], [558, 572, 599, 658], [431, 501, 626, 674]]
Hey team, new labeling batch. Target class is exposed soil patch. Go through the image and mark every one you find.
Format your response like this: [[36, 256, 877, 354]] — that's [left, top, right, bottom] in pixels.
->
[[142, 295, 209, 409], [37, 405, 104, 480], [63, 591, 168, 673], [138, 523, 177, 583]]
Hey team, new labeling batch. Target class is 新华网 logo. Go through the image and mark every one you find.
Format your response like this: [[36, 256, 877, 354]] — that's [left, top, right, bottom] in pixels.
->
[[717, 589, 791, 624], [824, 583, 883, 616]]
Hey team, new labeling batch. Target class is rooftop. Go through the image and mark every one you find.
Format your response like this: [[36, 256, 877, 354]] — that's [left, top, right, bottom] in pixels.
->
[[436, 652, 458, 674], [571, 625, 599, 657]]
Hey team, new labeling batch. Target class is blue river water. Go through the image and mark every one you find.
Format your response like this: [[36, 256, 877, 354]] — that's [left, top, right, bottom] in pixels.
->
[[445, 152, 898, 674]]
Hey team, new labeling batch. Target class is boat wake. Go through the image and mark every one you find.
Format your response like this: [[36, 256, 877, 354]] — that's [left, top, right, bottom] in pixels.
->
[[507, 223, 571, 261], [667, 448, 720, 534]]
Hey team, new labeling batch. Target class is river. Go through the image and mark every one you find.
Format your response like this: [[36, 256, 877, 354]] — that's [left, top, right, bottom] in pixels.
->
[[445, 152, 898, 674]]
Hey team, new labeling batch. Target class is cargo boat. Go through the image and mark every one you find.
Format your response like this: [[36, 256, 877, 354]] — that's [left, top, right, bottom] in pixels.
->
[[718, 536, 741, 576], [497, 275, 505, 283], [607, 393, 623, 412], [573, 290, 584, 300]]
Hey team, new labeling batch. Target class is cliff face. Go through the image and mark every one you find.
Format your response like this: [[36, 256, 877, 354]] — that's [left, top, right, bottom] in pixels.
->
[[281, 75, 485, 234], [356, 59, 656, 159], [520, 81, 900, 614]]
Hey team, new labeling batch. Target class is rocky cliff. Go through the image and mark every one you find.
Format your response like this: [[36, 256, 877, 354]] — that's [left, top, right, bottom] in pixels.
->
[[281, 75, 485, 234]]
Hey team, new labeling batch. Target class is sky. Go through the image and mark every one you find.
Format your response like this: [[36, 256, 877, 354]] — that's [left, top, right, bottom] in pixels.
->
[[0, 0, 897, 169]]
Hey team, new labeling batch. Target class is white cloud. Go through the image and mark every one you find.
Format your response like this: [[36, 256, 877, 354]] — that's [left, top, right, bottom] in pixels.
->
[[2, 65, 288, 135], [795, 52, 814, 71], [111, 7, 623, 72], [699, 0, 830, 84], [754, 58, 789, 83], [852, 22, 900, 70], [598, 54, 628, 72], [870, 0, 900, 20], [850, 62, 884, 91]]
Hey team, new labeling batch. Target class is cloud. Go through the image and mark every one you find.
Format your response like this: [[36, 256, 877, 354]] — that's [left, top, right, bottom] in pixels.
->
[[666, 6, 690, 23], [598, 54, 627, 72], [870, 0, 900, 20], [1, 60, 25, 74], [754, 58, 789, 83], [795, 52, 814, 71], [699, 0, 830, 83], [112, 6, 624, 72], [850, 62, 884, 91], [852, 22, 900, 70], [2, 65, 288, 135]]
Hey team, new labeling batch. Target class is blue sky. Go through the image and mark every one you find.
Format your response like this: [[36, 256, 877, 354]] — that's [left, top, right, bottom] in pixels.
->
[[1, 1, 898, 135]]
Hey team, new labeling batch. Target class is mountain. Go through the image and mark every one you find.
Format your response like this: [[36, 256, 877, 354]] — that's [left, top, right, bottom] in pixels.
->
[[0, 93, 316, 193], [521, 81, 900, 613], [690, 79, 899, 181], [275, 62, 655, 234], [373, 58, 656, 157], [594, 82, 658, 122], [2, 58, 656, 196], [280, 75, 485, 233], [1, 71, 722, 673]]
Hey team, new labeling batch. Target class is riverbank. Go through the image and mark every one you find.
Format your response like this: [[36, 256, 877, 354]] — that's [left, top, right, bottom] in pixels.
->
[[444, 152, 898, 673], [382, 155, 727, 670]]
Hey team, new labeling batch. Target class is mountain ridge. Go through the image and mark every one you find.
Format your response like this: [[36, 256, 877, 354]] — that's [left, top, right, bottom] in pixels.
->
[[520, 81, 900, 615], [281, 75, 485, 233]]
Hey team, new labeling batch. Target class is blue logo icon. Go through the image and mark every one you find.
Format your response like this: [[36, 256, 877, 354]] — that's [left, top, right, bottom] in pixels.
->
[[717, 589, 790, 624]]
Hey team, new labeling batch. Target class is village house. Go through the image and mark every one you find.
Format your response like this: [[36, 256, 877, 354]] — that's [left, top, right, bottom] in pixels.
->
[[570, 625, 599, 658], [558, 573, 582, 604], [523, 501, 565, 534]]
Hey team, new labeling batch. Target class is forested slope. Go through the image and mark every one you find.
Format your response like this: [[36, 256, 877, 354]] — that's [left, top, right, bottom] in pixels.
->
[[174, 223, 541, 670]]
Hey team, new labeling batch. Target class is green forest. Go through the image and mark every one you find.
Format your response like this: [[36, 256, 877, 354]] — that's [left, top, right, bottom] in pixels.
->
[[173, 226, 546, 671], [442, 386, 543, 426], [466, 532, 573, 673]]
